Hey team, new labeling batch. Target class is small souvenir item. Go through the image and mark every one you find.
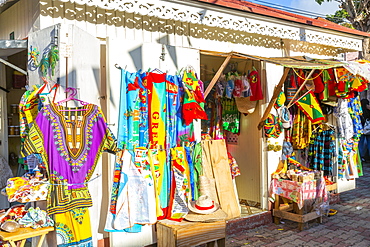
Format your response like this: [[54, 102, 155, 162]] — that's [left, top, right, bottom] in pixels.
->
[[1, 220, 20, 232]]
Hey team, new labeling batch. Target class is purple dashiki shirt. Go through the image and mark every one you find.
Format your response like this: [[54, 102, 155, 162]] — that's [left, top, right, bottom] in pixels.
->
[[21, 103, 117, 215]]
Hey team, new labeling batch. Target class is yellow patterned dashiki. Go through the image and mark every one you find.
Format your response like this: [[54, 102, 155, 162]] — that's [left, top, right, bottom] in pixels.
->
[[55, 208, 93, 246]]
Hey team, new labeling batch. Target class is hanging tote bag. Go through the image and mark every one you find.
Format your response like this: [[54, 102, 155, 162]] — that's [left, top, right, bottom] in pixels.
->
[[286, 72, 298, 102]]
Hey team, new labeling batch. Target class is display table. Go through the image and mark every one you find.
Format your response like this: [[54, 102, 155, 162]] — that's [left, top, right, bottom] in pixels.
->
[[270, 178, 327, 231], [0, 226, 54, 247], [157, 219, 226, 247]]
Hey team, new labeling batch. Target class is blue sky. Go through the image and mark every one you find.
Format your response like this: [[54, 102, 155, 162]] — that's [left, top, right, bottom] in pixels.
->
[[252, 0, 340, 16]]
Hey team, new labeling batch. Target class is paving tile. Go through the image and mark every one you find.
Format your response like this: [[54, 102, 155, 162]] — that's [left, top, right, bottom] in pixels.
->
[[225, 164, 370, 246]]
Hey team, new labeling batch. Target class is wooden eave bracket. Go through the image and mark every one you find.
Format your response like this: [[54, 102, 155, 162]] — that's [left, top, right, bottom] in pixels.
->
[[204, 52, 234, 99], [257, 67, 290, 130]]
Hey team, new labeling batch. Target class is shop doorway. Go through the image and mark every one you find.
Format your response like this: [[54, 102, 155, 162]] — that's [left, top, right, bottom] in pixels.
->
[[0, 49, 27, 209], [199, 52, 265, 214]]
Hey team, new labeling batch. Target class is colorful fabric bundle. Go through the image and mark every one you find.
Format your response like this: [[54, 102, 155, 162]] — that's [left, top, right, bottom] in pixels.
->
[[191, 142, 203, 201], [126, 72, 141, 150], [138, 71, 149, 147], [334, 98, 354, 141], [263, 113, 282, 138], [148, 148, 168, 219], [117, 69, 130, 149], [5, 172, 48, 203], [347, 96, 363, 138], [19, 84, 44, 148], [228, 152, 241, 179], [166, 74, 181, 149], [105, 150, 156, 232], [176, 79, 195, 145], [18, 207, 54, 229]]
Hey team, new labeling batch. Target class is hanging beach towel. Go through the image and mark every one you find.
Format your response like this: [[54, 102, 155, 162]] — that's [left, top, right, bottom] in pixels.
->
[[168, 147, 190, 221], [146, 72, 167, 148]]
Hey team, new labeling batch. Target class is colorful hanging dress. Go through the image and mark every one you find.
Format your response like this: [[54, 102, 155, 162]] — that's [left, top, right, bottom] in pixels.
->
[[21, 103, 117, 247]]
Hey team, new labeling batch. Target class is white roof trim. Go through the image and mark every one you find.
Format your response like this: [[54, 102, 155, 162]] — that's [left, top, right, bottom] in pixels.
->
[[56, 0, 362, 51]]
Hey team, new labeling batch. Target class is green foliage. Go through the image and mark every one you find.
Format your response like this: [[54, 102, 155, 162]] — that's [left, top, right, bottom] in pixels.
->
[[315, 0, 326, 4], [48, 45, 60, 76], [326, 9, 352, 26]]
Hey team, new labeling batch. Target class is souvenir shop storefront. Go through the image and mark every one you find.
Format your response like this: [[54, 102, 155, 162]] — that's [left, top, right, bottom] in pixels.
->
[[2, 41, 369, 246], [0, 1, 369, 245]]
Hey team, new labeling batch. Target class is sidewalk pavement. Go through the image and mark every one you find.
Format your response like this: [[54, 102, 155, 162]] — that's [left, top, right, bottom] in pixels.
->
[[226, 163, 370, 247]]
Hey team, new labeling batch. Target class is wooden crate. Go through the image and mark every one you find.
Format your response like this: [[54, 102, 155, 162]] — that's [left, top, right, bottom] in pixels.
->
[[157, 219, 226, 247], [273, 194, 323, 231]]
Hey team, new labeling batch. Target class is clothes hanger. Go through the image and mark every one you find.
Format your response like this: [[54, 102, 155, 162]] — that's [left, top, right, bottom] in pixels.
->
[[38, 77, 60, 103], [56, 87, 89, 111], [151, 68, 164, 74]]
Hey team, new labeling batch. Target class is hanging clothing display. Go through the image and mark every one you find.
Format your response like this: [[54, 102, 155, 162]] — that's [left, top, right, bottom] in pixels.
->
[[278, 64, 369, 183], [21, 103, 117, 246], [104, 68, 217, 231], [307, 128, 335, 176]]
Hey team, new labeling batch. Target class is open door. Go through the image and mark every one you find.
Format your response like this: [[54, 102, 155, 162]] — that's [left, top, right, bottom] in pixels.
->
[[27, 24, 104, 244]]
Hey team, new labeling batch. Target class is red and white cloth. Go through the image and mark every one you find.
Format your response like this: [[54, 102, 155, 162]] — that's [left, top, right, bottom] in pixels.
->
[[269, 178, 327, 209]]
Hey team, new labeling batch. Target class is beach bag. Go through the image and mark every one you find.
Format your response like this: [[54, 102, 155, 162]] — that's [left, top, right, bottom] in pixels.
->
[[234, 96, 257, 114], [363, 119, 370, 135]]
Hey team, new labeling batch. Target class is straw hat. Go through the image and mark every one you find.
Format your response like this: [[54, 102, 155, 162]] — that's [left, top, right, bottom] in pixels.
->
[[185, 195, 228, 222], [188, 195, 219, 214], [184, 207, 228, 222], [234, 96, 257, 114]]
